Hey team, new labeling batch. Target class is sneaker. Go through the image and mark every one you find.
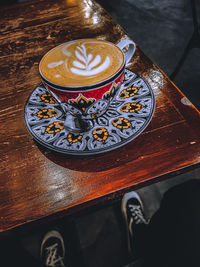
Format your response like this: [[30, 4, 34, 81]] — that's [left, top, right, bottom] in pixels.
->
[[40, 230, 66, 267], [121, 191, 148, 256]]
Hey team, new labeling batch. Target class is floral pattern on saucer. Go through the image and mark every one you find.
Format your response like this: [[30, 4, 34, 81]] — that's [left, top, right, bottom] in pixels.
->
[[24, 69, 155, 155]]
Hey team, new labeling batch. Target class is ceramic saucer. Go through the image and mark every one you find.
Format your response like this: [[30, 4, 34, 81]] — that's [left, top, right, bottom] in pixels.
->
[[24, 69, 155, 155]]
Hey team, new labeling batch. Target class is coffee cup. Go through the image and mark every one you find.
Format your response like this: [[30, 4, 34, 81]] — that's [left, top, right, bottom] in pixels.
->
[[39, 38, 136, 132]]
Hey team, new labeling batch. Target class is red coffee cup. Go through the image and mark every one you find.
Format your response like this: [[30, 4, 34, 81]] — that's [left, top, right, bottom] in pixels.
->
[[39, 38, 136, 132]]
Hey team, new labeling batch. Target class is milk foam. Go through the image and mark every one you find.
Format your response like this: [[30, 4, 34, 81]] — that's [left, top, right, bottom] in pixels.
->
[[47, 60, 64, 68], [47, 43, 111, 77], [70, 44, 111, 76], [40, 39, 124, 87]]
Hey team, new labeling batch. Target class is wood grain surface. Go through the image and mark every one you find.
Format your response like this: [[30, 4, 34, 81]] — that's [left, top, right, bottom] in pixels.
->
[[0, 0, 200, 234]]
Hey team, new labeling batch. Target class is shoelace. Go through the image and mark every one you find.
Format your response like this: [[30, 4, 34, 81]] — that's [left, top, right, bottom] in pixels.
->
[[128, 204, 147, 224], [45, 243, 65, 267]]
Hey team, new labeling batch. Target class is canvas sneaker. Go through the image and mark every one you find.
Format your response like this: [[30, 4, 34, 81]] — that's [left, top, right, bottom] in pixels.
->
[[121, 191, 148, 256], [40, 230, 66, 267]]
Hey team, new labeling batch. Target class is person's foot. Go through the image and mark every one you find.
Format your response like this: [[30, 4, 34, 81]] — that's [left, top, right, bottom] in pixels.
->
[[40, 230, 66, 267], [121, 191, 148, 256]]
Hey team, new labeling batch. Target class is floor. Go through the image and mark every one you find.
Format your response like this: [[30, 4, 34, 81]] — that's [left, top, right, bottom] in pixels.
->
[[1, 0, 200, 266], [100, 0, 200, 110]]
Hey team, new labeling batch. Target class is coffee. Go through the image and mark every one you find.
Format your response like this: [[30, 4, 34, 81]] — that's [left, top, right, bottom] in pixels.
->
[[39, 39, 124, 87]]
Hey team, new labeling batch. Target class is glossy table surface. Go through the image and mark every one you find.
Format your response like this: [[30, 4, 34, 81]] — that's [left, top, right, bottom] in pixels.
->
[[0, 0, 200, 234]]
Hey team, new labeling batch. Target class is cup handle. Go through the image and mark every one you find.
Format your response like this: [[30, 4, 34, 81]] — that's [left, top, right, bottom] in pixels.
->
[[117, 39, 136, 65]]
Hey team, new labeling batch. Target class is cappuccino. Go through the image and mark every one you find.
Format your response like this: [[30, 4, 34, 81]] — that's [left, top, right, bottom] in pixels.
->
[[39, 39, 124, 87]]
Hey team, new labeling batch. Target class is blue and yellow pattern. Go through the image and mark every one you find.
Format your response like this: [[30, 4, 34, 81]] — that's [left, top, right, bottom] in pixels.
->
[[25, 69, 155, 155]]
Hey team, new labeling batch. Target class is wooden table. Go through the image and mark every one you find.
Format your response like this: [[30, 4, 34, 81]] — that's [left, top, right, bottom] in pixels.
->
[[0, 0, 200, 235]]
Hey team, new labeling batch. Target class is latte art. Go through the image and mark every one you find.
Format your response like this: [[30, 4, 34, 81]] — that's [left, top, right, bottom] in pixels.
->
[[70, 44, 110, 76], [40, 39, 124, 87], [48, 60, 64, 68]]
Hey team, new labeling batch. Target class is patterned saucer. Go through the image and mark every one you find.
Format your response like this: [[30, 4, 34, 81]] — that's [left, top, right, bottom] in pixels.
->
[[24, 69, 155, 155]]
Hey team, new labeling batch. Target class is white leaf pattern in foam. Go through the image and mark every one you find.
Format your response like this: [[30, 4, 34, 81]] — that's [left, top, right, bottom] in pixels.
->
[[88, 55, 101, 70], [70, 44, 111, 76], [77, 46, 85, 55], [71, 56, 110, 76], [48, 60, 64, 68], [75, 50, 87, 64], [73, 60, 86, 69], [81, 44, 86, 53], [87, 54, 93, 64]]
